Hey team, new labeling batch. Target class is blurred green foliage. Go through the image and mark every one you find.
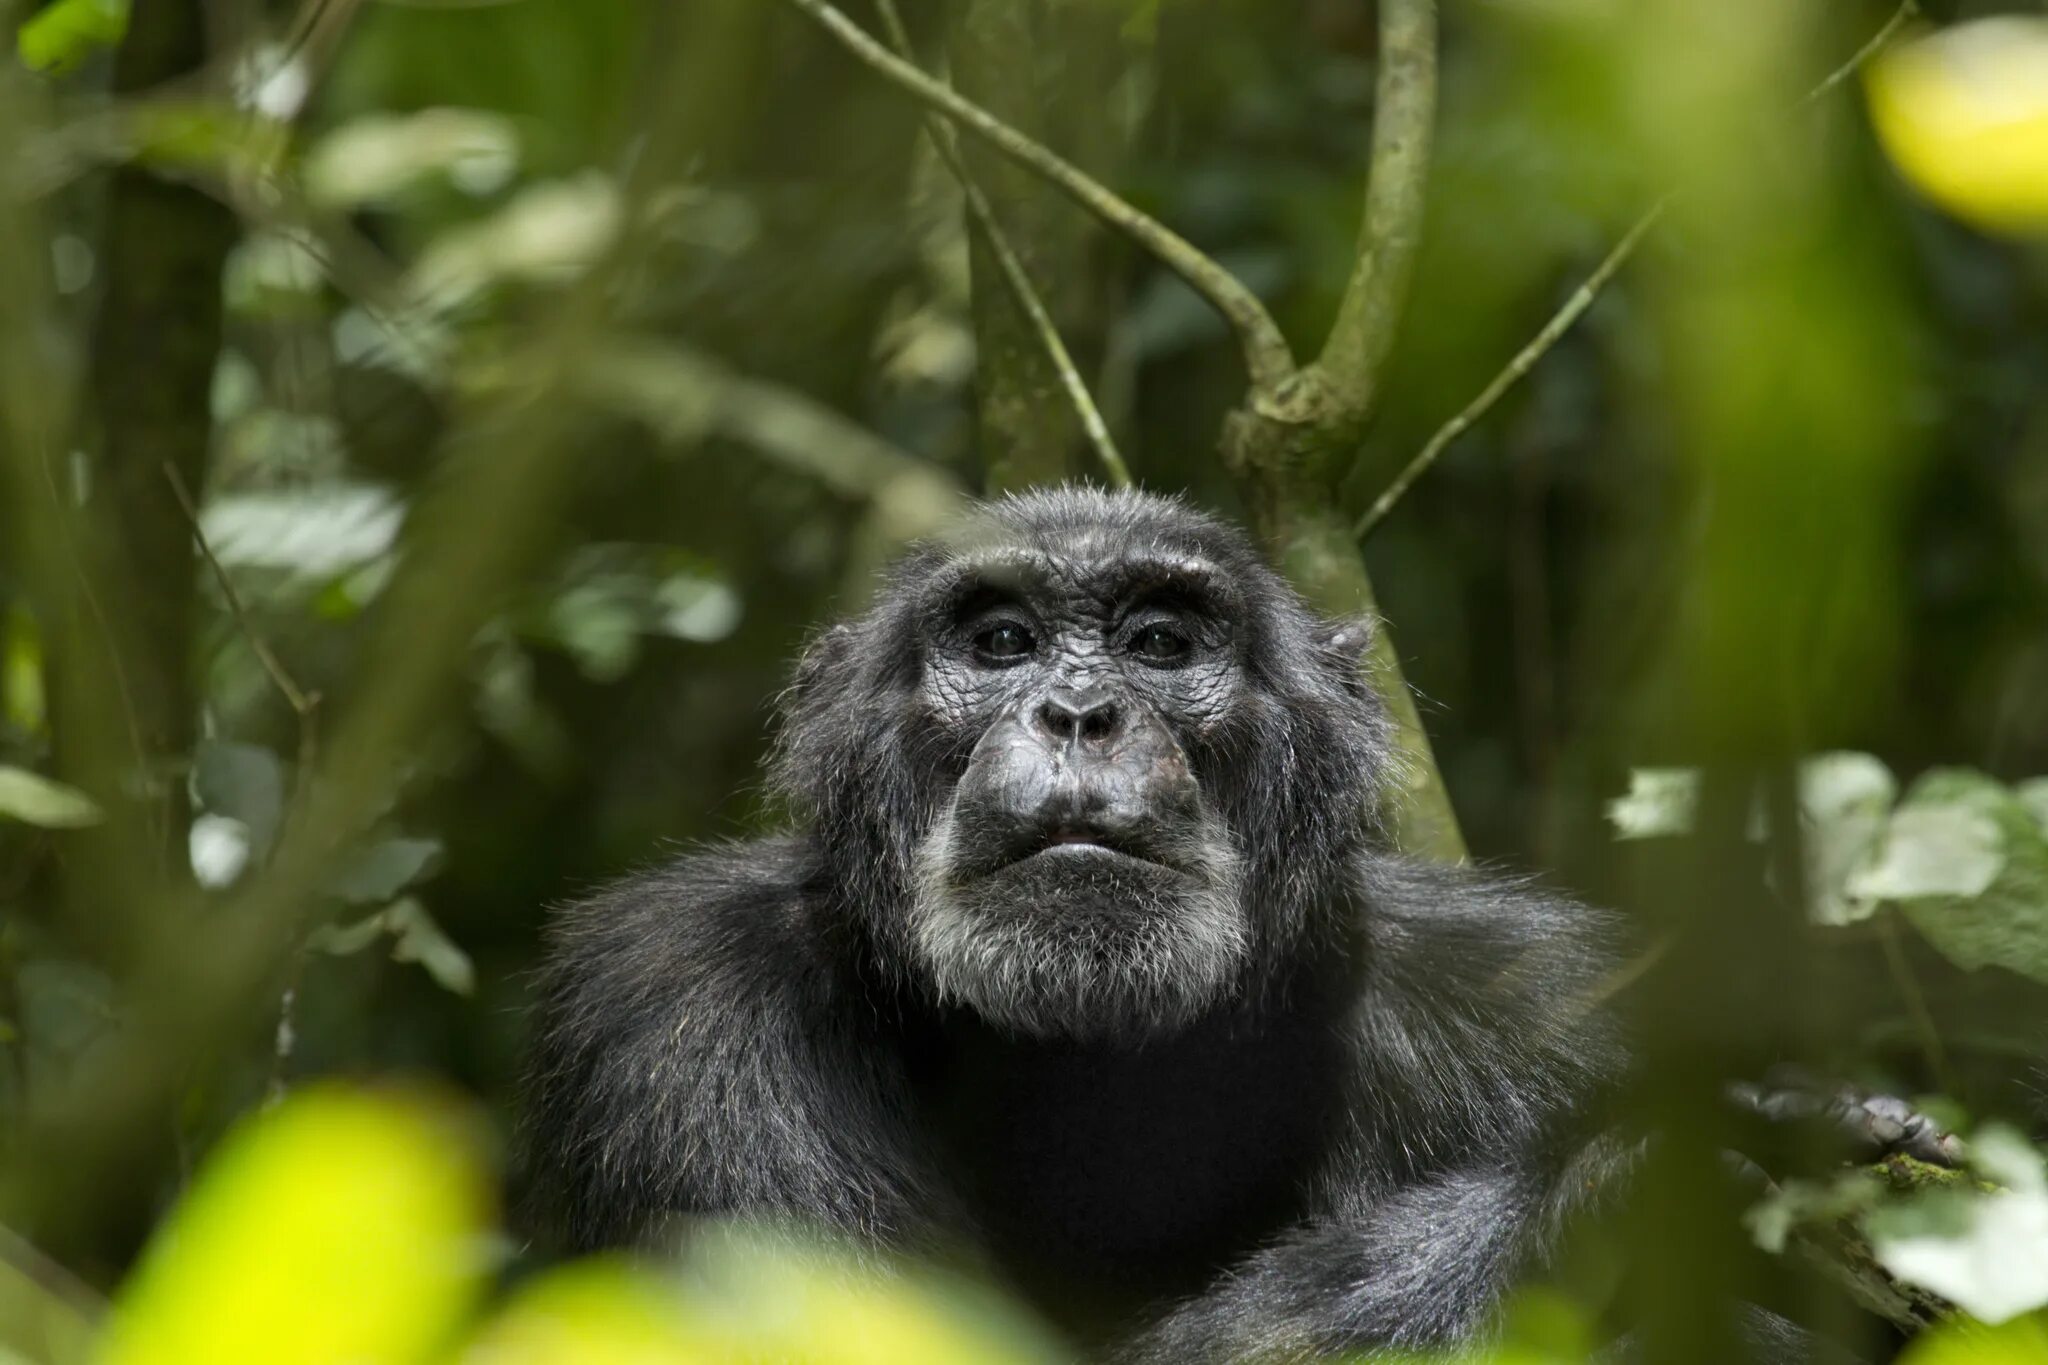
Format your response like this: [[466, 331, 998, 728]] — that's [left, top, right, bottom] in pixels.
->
[[0, 0, 2046, 1360]]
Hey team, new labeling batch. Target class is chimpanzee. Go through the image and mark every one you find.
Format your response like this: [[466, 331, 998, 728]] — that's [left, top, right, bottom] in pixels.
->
[[521, 487, 1928, 1362]]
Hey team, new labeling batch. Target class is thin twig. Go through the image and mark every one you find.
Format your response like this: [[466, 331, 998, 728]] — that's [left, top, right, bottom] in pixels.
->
[[871, 0, 1131, 488], [1802, 0, 1920, 107], [785, 0, 1296, 394], [1354, 198, 1669, 538], [166, 461, 326, 1098], [1878, 910, 1954, 1095], [1311, 0, 1437, 431], [1358, 0, 1918, 539], [162, 464, 319, 732]]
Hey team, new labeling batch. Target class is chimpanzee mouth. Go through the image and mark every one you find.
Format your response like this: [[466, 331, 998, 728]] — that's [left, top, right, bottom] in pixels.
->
[[1010, 826, 1160, 869]]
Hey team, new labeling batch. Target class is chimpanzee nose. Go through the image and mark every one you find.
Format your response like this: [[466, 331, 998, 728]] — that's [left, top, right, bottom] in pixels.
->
[[1035, 691, 1122, 747]]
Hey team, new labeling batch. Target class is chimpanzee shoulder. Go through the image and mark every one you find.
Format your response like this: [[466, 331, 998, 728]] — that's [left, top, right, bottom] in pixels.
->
[[522, 838, 938, 1251], [1343, 854, 1628, 1167]]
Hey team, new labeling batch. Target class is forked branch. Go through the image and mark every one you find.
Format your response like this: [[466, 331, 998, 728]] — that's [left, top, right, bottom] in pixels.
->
[[785, 0, 1296, 394], [1310, 0, 1437, 434]]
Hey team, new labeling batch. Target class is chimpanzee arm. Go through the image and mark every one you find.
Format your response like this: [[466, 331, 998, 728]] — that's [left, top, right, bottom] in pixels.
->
[[1117, 1162, 1563, 1363], [1114, 859, 1632, 1364], [521, 839, 950, 1252]]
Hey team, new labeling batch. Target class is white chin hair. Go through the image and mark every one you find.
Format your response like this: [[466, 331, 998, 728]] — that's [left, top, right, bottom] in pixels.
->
[[909, 818, 1249, 1040]]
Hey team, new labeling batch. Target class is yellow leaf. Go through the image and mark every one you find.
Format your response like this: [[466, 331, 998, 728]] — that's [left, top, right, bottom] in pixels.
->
[[1900, 1313, 2048, 1365], [674, 1234, 1062, 1365], [98, 1085, 493, 1365], [458, 1260, 711, 1365], [1865, 18, 2048, 235]]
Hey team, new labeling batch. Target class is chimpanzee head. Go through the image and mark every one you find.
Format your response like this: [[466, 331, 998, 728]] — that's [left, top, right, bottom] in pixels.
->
[[773, 487, 1392, 1041]]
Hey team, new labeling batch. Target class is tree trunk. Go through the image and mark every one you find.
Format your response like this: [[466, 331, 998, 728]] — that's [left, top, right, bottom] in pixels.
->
[[58, 0, 234, 923], [950, 0, 1121, 492]]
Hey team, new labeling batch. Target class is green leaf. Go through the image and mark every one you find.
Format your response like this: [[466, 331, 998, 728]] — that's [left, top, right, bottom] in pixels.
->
[[1800, 751, 1898, 926], [192, 741, 286, 859], [547, 582, 643, 682], [408, 173, 621, 304], [308, 912, 389, 957], [304, 109, 518, 208], [125, 99, 288, 181], [385, 898, 476, 997], [2, 607, 45, 735], [17, 0, 127, 74], [1800, 751, 1898, 822], [1847, 805, 2005, 901], [1604, 768, 1699, 840], [200, 485, 403, 577], [329, 837, 443, 905], [1868, 1126, 2048, 1324], [2017, 778, 2048, 839], [654, 574, 741, 643], [1889, 770, 2048, 986], [309, 899, 474, 996], [1899, 1313, 2048, 1365], [0, 766, 101, 829], [17, 959, 116, 1061]]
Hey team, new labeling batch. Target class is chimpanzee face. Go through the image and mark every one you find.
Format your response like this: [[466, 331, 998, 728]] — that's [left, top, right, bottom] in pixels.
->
[[905, 533, 1253, 1040], [772, 489, 1390, 1044]]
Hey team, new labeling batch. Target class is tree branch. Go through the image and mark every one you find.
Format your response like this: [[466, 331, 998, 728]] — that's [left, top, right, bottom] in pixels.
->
[[1360, 0, 1918, 539], [1802, 0, 1920, 108], [785, 0, 1296, 394], [571, 334, 963, 530], [1308, 0, 1437, 445], [872, 0, 1130, 489], [163, 464, 320, 733], [801, 0, 1463, 859], [1354, 198, 1668, 539]]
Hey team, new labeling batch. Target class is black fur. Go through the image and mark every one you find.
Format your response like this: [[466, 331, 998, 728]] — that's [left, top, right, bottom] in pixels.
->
[[523, 487, 1628, 1361]]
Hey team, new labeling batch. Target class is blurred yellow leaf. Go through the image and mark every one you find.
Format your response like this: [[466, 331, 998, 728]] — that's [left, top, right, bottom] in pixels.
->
[[461, 1235, 1063, 1365], [679, 1234, 1062, 1365], [97, 1085, 493, 1365], [1899, 1313, 2048, 1365], [1866, 18, 2048, 235], [458, 1260, 710, 1365]]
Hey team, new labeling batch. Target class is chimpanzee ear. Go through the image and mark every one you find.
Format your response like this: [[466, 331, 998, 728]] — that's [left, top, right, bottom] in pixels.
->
[[1314, 615, 1376, 668]]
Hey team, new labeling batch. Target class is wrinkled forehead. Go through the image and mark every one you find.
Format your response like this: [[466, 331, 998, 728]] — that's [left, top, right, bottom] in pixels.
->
[[924, 512, 1245, 616]]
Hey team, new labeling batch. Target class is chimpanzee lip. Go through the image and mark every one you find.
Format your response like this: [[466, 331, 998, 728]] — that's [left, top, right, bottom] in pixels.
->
[[1005, 827, 1168, 871]]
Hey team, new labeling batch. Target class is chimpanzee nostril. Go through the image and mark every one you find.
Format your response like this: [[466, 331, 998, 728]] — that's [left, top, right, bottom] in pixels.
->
[[1035, 693, 1122, 746]]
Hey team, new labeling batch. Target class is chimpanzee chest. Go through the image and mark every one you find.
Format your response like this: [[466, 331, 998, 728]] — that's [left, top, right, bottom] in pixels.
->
[[907, 1009, 1347, 1312]]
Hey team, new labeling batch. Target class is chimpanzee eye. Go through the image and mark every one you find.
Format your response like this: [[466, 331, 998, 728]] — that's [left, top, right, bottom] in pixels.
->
[[973, 621, 1036, 662], [1132, 621, 1191, 662]]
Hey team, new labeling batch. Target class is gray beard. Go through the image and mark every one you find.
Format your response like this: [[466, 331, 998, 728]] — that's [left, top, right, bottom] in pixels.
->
[[908, 808, 1249, 1041]]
